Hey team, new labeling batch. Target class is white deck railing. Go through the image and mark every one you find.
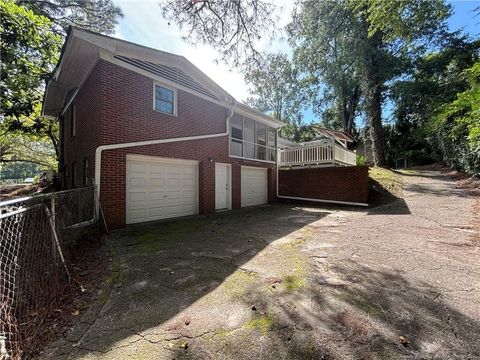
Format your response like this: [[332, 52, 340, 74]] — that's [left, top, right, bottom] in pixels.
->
[[279, 143, 356, 167]]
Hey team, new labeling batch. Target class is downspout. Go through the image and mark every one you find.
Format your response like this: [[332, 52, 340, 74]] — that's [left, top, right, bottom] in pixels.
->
[[275, 130, 368, 207], [94, 106, 235, 215]]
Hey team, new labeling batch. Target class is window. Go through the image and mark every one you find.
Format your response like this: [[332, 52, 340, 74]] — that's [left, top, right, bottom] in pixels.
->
[[229, 113, 276, 162], [230, 115, 243, 157], [154, 84, 175, 115], [70, 103, 76, 137], [243, 117, 255, 159], [256, 123, 266, 160], [268, 127, 276, 161], [71, 161, 76, 188], [84, 158, 89, 186]]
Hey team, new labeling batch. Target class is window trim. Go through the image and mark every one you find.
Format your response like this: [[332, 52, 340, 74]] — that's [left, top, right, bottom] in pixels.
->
[[153, 82, 178, 116], [84, 157, 89, 186], [228, 114, 277, 164], [71, 161, 76, 188], [70, 103, 76, 138]]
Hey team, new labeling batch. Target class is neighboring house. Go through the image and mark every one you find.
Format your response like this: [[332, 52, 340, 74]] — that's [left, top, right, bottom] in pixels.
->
[[42, 28, 283, 228]]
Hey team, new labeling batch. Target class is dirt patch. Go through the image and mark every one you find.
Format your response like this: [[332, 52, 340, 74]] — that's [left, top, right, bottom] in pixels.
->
[[28, 230, 110, 359]]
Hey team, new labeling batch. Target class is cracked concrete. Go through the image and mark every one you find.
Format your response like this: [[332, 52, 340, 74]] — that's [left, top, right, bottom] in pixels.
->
[[41, 169, 479, 359]]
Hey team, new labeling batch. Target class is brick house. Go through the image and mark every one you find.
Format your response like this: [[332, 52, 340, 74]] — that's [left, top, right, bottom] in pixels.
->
[[42, 28, 367, 229], [42, 28, 284, 228]]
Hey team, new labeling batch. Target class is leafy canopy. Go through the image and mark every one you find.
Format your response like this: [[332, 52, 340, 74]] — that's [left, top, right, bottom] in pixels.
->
[[160, 0, 277, 70], [0, 0, 62, 120]]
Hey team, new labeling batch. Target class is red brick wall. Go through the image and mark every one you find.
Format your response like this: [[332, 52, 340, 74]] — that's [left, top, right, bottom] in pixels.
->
[[278, 166, 369, 204], [62, 63, 105, 188], [61, 59, 277, 228]]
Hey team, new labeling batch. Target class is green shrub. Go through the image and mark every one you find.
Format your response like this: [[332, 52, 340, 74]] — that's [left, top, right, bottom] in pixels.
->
[[356, 155, 367, 166]]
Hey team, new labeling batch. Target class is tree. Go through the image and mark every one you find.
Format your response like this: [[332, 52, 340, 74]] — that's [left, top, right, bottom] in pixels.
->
[[432, 60, 480, 176], [0, 0, 61, 122], [19, 0, 123, 34], [289, 0, 451, 166], [1, 131, 57, 169], [388, 35, 479, 167], [349, 0, 451, 166], [1, 0, 122, 168], [288, 1, 362, 135], [244, 53, 306, 132], [160, 0, 277, 69]]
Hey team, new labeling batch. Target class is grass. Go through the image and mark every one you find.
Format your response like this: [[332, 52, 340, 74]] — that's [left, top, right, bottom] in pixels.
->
[[368, 167, 404, 206]]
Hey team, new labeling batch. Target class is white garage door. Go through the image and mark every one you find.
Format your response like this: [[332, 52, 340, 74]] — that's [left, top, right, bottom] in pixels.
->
[[126, 155, 198, 224], [241, 166, 267, 207]]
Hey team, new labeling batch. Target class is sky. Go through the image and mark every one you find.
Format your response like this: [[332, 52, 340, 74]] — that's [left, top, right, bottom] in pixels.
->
[[113, 0, 479, 122]]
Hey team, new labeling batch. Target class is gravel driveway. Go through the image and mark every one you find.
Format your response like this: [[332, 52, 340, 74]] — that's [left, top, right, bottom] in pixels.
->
[[44, 169, 480, 359]]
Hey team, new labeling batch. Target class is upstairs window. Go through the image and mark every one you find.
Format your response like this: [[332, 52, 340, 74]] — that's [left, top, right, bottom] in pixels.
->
[[154, 84, 176, 115]]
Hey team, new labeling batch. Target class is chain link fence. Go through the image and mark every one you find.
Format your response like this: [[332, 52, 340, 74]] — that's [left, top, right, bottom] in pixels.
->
[[0, 186, 103, 359]]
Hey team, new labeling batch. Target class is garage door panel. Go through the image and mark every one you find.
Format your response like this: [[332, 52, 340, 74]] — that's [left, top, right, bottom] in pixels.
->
[[149, 191, 165, 201], [149, 177, 165, 187], [128, 177, 147, 188], [149, 207, 166, 218], [241, 167, 267, 207], [126, 156, 198, 224], [149, 164, 166, 174], [129, 208, 146, 221], [128, 163, 146, 174], [129, 192, 146, 202]]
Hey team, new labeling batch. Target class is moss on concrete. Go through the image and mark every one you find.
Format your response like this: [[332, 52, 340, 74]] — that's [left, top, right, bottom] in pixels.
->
[[130, 219, 201, 254], [99, 250, 123, 305], [222, 269, 258, 299], [283, 274, 306, 292], [244, 312, 275, 336]]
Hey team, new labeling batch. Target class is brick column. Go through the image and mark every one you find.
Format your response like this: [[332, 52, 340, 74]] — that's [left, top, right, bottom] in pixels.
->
[[198, 160, 216, 215]]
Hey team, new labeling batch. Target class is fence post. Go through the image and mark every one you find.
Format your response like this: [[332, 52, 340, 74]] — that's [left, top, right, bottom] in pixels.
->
[[44, 205, 71, 281], [50, 196, 56, 230]]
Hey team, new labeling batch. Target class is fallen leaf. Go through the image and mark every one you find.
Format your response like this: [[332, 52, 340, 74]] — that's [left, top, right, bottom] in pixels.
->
[[399, 336, 410, 347]]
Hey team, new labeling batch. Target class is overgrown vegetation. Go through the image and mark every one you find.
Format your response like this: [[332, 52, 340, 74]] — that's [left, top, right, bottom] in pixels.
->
[[0, 0, 122, 174]]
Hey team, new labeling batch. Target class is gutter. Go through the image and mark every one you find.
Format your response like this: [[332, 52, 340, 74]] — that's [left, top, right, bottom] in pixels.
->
[[94, 107, 234, 214], [275, 133, 368, 207]]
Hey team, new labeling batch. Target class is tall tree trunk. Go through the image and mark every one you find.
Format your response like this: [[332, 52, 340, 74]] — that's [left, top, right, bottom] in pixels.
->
[[361, 28, 386, 167], [365, 83, 386, 166]]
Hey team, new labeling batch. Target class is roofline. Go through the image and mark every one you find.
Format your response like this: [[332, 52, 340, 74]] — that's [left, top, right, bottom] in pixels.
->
[[43, 26, 282, 127], [41, 27, 74, 116], [313, 126, 356, 142]]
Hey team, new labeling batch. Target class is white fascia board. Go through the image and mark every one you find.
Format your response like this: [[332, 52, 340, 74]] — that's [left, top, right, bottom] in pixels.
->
[[233, 106, 284, 129]]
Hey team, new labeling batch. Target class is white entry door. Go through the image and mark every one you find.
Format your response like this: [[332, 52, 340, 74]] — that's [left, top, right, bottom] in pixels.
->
[[126, 155, 198, 224], [241, 166, 267, 207], [215, 163, 231, 210]]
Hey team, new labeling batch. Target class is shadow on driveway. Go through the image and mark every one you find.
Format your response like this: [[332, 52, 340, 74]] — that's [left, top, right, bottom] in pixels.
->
[[45, 203, 480, 359]]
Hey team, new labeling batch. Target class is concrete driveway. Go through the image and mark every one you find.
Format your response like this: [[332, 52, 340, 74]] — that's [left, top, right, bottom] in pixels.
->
[[44, 169, 480, 359]]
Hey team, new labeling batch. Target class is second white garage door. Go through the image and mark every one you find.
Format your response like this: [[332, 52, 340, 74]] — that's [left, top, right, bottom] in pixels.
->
[[126, 155, 198, 224], [241, 166, 267, 207]]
